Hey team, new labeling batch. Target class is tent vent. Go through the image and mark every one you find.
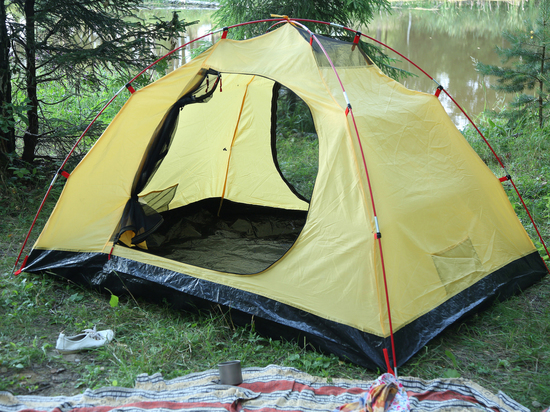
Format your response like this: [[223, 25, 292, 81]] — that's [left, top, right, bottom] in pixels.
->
[[432, 237, 485, 297]]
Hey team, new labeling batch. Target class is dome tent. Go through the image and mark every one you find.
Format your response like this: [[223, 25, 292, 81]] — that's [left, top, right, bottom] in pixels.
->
[[19, 21, 547, 370]]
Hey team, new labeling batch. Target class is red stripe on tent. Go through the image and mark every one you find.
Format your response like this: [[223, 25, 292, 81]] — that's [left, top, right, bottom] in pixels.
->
[[222, 28, 228, 39], [60, 170, 70, 178], [435, 85, 443, 98], [499, 175, 511, 182], [126, 84, 136, 94]]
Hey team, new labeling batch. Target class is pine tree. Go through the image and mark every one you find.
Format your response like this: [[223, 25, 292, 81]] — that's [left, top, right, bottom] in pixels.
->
[[0, 0, 14, 172], [2, 0, 196, 165], [476, 0, 550, 128]]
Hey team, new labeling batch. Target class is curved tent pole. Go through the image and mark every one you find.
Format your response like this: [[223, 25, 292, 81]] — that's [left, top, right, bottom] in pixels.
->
[[12, 19, 298, 276], [286, 19, 398, 375], [12, 88, 125, 275], [12, 18, 295, 275], [354, 29, 550, 268], [12, 30, 229, 275], [13, 18, 549, 372]]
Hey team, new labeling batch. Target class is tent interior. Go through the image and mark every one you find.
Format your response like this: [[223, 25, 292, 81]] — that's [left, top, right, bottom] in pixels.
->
[[117, 80, 317, 275], [141, 199, 307, 274]]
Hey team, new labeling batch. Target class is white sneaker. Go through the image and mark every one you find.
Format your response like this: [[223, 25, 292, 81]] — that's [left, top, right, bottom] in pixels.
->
[[56, 326, 114, 354]]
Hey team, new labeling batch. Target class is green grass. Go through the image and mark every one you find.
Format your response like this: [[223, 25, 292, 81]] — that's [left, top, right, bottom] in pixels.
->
[[275, 87, 319, 201], [0, 269, 369, 393], [1, 244, 549, 403]]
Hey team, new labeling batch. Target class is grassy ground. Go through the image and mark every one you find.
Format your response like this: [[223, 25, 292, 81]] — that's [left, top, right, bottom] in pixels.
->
[[1, 114, 549, 408], [1, 225, 549, 405]]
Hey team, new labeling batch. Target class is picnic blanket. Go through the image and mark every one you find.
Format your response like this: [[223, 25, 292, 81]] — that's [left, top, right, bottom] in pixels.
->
[[0, 364, 529, 412]]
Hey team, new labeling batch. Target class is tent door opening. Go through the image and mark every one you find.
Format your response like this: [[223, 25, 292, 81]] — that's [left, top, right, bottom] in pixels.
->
[[116, 74, 318, 275]]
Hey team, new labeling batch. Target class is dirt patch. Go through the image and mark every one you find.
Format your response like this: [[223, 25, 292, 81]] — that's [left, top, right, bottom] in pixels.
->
[[0, 351, 112, 396]]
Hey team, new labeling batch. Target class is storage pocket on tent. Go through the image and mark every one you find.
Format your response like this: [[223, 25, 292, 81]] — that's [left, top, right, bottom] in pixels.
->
[[432, 237, 485, 297]]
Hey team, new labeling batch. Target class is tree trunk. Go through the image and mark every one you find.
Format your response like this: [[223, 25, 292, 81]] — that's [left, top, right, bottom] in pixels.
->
[[0, 0, 15, 171], [539, 44, 545, 128], [22, 0, 39, 163]]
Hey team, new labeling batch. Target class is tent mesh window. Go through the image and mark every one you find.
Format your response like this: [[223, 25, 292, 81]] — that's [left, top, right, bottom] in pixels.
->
[[113, 69, 222, 248], [296, 28, 373, 68], [272, 84, 318, 202]]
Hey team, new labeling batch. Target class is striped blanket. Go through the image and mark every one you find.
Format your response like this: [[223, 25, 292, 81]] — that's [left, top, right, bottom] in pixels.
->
[[0, 365, 529, 412]]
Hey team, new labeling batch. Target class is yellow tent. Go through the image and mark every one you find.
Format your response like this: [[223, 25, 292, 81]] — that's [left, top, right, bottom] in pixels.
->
[[24, 23, 547, 369]]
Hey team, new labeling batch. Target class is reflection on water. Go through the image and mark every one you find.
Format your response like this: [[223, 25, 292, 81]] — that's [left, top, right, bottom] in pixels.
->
[[362, 1, 538, 128], [139, 8, 216, 70], [145, 1, 537, 127]]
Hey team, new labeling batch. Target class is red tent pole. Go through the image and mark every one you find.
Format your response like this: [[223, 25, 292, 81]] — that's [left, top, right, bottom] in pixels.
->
[[290, 19, 398, 374], [12, 89, 125, 275]]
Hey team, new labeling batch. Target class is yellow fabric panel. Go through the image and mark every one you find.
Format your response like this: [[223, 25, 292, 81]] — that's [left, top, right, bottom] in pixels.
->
[[134, 26, 386, 334], [139, 74, 246, 207], [115, 103, 389, 336], [204, 26, 340, 112], [34, 54, 211, 251], [223, 76, 308, 209], [140, 74, 308, 211], [319, 65, 536, 329]]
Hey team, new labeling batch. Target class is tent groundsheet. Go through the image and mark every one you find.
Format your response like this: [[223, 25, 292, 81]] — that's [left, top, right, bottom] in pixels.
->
[[0, 365, 532, 412]]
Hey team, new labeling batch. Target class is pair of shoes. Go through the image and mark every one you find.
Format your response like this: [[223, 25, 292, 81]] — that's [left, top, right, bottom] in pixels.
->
[[56, 326, 114, 354]]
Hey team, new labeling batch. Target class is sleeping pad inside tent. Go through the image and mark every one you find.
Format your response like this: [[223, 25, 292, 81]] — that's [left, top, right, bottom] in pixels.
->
[[21, 22, 548, 370]]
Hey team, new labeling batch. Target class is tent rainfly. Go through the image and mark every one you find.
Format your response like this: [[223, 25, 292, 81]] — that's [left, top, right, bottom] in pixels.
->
[[18, 21, 548, 371]]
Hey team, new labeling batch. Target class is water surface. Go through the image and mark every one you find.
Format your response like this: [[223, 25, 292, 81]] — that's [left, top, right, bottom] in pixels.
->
[[145, 1, 537, 127]]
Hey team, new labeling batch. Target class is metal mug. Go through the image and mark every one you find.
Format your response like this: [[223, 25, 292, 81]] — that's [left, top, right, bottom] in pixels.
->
[[218, 360, 243, 385]]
